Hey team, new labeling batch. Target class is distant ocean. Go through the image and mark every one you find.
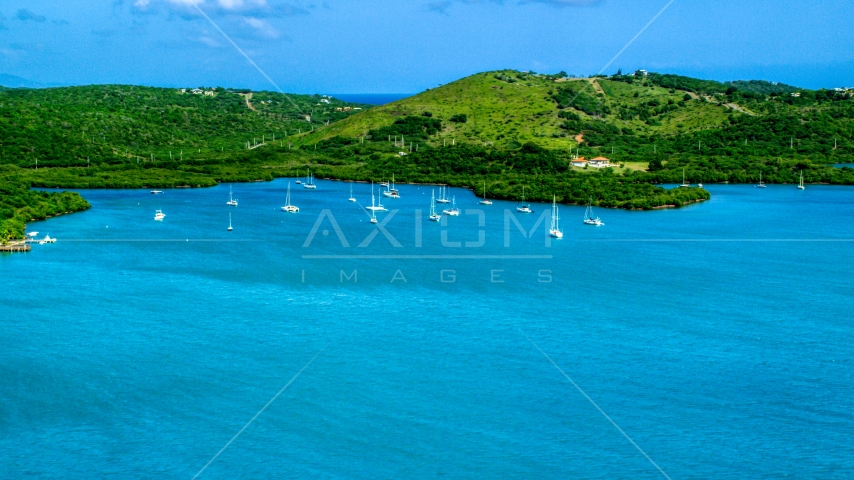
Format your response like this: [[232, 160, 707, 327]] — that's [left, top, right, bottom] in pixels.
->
[[331, 93, 413, 105], [2, 182, 853, 478]]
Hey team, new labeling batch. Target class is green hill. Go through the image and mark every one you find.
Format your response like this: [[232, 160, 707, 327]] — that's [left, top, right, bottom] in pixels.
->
[[304, 70, 738, 150], [301, 70, 833, 152], [0, 85, 369, 168], [300, 69, 854, 180]]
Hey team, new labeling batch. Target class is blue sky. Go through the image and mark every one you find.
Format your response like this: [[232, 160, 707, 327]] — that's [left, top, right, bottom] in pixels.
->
[[1, 0, 852, 93]]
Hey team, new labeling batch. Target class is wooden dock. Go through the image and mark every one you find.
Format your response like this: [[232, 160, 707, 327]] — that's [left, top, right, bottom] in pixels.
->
[[0, 242, 31, 253]]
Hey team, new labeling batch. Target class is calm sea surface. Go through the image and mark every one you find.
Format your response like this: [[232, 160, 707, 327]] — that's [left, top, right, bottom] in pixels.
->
[[2, 181, 853, 478]]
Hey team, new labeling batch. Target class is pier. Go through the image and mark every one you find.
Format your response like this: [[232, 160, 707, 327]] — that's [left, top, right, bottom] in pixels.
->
[[0, 242, 31, 253]]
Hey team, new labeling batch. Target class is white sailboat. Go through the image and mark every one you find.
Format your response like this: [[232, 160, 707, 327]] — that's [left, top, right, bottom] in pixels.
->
[[436, 185, 451, 203], [348, 184, 357, 202], [304, 169, 317, 189], [228, 212, 233, 231], [479, 182, 492, 205], [376, 190, 388, 212], [798, 171, 805, 190], [756, 171, 766, 188], [367, 183, 378, 211], [549, 196, 563, 238], [226, 185, 238, 206], [429, 189, 441, 221], [583, 198, 603, 226], [281, 183, 299, 213], [370, 205, 378, 224], [366, 182, 388, 211], [679, 167, 691, 188], [442, 196, 460, 216], [154, 210, 165, 221], [517, 186, 533, 214], [383, 174, 400, 198]]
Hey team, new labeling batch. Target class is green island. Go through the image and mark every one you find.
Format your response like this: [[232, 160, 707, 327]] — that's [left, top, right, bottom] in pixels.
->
[[2, 70, 854, 242]]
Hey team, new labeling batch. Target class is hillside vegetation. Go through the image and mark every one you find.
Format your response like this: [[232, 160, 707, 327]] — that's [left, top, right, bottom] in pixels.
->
[[0, 85, 368, 168], [301, 69, 854, 184]]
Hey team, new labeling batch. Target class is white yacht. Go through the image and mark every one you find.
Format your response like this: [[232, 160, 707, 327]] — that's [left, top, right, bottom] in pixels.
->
[[583, 198, 603, 226], [38, 234, 56, 245], [442, 197, 460, 216], [756, 172, 766, 188], [348, 184, 357, 202], [370, 206, 378, 224], [281, 183, 299, 213], [517, 186, 533, 214], [228, 213, 233, 231], [150, 190, 163, 194], [479, 182, 492, 205], [798, 171, 805, 190], [154, 210, 166, 221], [549, 196, 563, 239], [382, 174, 400, 198], [304, 170, 317, 189], [429, 190, 441, 221], [226, 185, 238, 206], [436, 185, 451, 204]]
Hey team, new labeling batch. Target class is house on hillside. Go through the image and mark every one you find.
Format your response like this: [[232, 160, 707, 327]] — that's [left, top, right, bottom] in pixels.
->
[[588, 157, 612, 168], [571, 158, 587, 168], [320, 98, 330, 104], [204, 91, 215, 97], [191, 88, 203, 95], [178, 88, 186, 93]]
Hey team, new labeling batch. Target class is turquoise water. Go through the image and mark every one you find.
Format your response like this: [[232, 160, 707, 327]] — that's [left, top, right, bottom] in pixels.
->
[[2, 181, 854, 478]]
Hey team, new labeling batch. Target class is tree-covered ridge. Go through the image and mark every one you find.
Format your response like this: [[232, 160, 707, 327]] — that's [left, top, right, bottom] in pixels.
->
[[0, 166, 90, 242], [0, 85, 370, 169]]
